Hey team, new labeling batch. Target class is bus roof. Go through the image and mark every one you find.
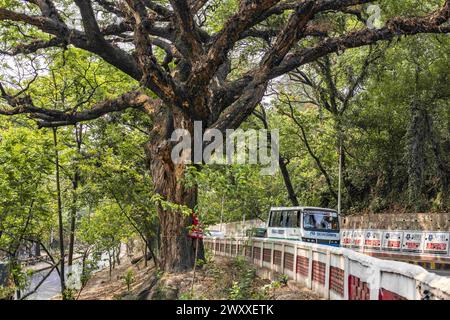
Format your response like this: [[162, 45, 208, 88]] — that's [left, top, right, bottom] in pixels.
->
[[269, 206, 338, 213]]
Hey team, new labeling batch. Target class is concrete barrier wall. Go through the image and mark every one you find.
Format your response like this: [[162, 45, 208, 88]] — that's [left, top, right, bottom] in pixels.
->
[[204, 237, 450, 300]]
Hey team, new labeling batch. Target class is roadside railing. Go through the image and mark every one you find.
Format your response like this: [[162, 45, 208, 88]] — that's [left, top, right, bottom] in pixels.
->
[[203, 237, 450, 300]]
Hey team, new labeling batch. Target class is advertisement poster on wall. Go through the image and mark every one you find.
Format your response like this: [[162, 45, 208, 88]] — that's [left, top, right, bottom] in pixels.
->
[[341, 230, 353, 247], [352, 230, 365, 250], [364, 230, 382, 250], [402, 232, 424, 253], [382, 231, 403, 252], [423, 232, 450, 255]]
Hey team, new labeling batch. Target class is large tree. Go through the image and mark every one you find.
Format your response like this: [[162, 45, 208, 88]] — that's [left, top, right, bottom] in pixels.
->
[[0, 0, 449, 271]]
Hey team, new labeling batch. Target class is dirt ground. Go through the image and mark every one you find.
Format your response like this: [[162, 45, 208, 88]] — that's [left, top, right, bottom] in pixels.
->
[[76, 255, 321, 300], [77, 257, 155, 300], [173, 256, 322, 300]]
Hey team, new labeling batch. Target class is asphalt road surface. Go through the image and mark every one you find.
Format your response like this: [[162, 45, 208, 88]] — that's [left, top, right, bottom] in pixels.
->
[[428, 269, 450, 278]]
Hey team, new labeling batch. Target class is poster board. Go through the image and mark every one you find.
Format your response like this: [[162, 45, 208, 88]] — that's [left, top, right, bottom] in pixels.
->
[[381, 231, 403, 252], [402, 231, 424, 253], [423, 232, 449, 255], [364, 230, 382, 250]]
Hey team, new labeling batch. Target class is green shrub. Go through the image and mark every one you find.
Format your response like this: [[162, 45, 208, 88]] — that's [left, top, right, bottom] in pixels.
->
[[0, 286, 14, 300], [123, 269, 135, 292], [62, 288, 76, 300], [227, 257, 257, 300], [278, 274, 289, 286]]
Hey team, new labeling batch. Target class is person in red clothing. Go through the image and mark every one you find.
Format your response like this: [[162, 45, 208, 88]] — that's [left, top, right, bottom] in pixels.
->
[[189, 212, 203, 239], [189, 211, 205, 268]]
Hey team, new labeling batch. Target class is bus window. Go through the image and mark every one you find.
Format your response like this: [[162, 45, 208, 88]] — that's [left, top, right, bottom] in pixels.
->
[[269, 211, 283, 227], [283, 210, 289, 227], [279, 211, 285, 227], [303, 211, 339, 231], [292, 210, 299, 227], [284, 210, 299, 228]]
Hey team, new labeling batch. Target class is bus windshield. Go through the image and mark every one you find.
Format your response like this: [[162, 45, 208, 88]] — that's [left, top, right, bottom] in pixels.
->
[[303, 211, 339, 231]]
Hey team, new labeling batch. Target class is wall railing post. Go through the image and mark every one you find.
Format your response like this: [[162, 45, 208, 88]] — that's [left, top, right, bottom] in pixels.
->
[[369, 267, 381, 300], [294, 245, 298, 282], [236, 239, 241, 257], [324, 251, 331, 300], [261, 241, 264, 268], [271, 241, 275, 269], [343, 255, 350, 300], [308, 248, 313, 289]]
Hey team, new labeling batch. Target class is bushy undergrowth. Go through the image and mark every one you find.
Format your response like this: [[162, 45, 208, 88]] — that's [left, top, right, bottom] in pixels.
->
[[182, 253, 270, 300]]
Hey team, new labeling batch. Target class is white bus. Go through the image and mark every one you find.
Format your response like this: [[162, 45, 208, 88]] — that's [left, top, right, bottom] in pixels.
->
[[266, 206, 340, 246]]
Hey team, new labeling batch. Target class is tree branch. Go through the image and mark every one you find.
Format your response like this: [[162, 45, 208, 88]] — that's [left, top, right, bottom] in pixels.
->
[[219, 0, 450, 116], [169, 0, 204, 61], [0, 86, 161, 127], [0, 37, 64, 56], [271, 1, 450, 78]]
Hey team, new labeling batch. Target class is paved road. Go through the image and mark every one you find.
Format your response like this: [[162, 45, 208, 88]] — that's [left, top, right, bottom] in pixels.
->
[[428, 269, 450, 278], [25, 267, 64, 300], [24, 263, 85, 300], [370, 255, 450, 278], [23, 255, 113, 299], [23, 246, 128, 300]]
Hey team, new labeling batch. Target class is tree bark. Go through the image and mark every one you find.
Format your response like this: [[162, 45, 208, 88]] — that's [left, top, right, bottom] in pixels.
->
[[150, 159, 203, 271], [146, 109, 204, 272]]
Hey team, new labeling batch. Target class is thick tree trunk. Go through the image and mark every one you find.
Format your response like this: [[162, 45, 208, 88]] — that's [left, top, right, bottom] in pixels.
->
[[156, 196, 201, 271], [146, 108, 204, 272]]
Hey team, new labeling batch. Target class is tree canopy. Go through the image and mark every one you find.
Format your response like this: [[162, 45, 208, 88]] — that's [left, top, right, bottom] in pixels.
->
[[0, 0, 449, 282]]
